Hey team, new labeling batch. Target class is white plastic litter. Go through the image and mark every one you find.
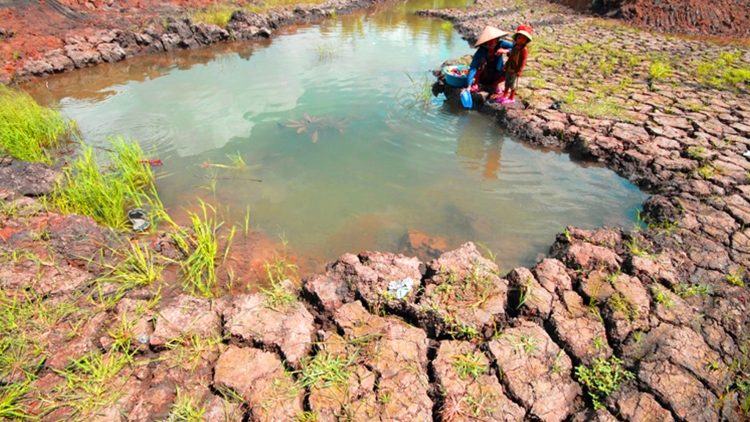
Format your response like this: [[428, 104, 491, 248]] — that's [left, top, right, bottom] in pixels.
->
[[743, 151, 750, 158], [388, 278, 415, 299]]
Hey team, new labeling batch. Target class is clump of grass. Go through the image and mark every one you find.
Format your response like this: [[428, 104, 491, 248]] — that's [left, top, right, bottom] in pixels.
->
[[166, 333, 224, 373], [687, 146, 708, 161], [298, 351, 357, 389], [165, 387, 207, 421], [563, 89, 577, 104], [186, 4, 235, 27], [624, 236, 650, 258], [242, 0, 330, 13], [575, 356, 634, 410], [453, 351, 487, 380], [673, 283, 712, 298], [727, 267, 746, 287], [402, 71, 433, 110], [609, 293, 639, 322], [650, 285, 674, 309], [562, 99, 631, 122], [696, 163, 716, 180], [694, 50, 750, 89], [0, 85, 78, 164], [101, 241, 165, 289], [722, 68, 750, 87], [0, 382, 32, 419], [260, 255, 299, 311], [226, 152, 246, 169], [0, 289, 80, 384], [649, 62, 672, 80], [173, 200, 235, 297], [501, 333, 538, 355], [53, 350, 131, 417], [53, 137, 165, 230]]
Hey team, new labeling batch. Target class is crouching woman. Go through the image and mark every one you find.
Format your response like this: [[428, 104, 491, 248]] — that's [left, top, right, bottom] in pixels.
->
[[467, 26, 513, 94]]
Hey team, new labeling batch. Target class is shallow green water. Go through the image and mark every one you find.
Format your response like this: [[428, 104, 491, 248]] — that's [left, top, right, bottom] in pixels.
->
[[26, 0, 648, 271]]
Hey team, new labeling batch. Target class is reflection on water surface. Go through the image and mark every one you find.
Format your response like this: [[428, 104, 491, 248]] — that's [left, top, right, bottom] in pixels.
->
[[25, 0, 648, 273]]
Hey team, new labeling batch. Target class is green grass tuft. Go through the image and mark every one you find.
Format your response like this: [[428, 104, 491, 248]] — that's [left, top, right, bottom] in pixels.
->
[[298, 351, 357, 389], [0, 85, 78, 164], [452, 351, 487, 380], [0, 382, 32, 419], [53, 350, 131, 417], [101, 241, 165, 289], [575, 356, 634, 410], [52, 137, 165, 230], [186, 4, 234, 27], [173, 200, 235, 297], [165, 387, 207, 421]]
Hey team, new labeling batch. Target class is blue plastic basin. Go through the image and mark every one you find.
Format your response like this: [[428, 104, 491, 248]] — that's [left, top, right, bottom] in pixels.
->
[[443, 65, 469, 87]]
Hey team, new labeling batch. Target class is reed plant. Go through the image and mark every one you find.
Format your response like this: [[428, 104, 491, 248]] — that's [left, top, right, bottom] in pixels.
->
[[0, 85, 78, 164], [52, 137, 166, 230], [260, 255, 299, 311], [400, 71, 433, 110], [174, 200, 235, 297]]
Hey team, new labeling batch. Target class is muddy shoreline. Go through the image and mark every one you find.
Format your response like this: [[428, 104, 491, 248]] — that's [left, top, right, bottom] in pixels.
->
[[0, 0, 376, 84], [1, 0, 750, 420]]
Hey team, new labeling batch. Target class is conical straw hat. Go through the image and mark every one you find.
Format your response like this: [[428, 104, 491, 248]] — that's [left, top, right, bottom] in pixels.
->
[[474, 26, 509, 48]]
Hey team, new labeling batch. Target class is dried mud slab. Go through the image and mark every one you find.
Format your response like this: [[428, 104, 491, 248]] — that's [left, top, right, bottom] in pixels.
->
[[413, 242, 508, 339], [304, 300, 432, 421], [638, 359, 719, 422], [150, 294, 222, 348], [333, 300, 433, 421], [431, 340, 525, 421], [221, 291, 315, 368], [506, 267, 554, 320], [303, 250, 421, 314], [612, 390, 674, 422], [213, 345, 303, 421], [487, 321, 582, 422], [548, 290, 613, 365], [0, 160, 58, 196], [532, 257, 573, 294]]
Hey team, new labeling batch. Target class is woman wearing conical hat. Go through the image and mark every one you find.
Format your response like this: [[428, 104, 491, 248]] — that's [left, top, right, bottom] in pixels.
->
[[467, 26, 514, 95]]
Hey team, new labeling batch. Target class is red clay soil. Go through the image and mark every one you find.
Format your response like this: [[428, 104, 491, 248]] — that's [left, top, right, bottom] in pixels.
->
[[0, 0, 228, 81]]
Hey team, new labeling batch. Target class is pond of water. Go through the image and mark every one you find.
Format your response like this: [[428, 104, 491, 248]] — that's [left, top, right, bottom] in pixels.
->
[[25, 0, 649, 272]]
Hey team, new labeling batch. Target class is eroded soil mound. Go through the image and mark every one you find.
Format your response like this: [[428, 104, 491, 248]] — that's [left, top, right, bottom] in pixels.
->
[[557, 0, 750, 38]]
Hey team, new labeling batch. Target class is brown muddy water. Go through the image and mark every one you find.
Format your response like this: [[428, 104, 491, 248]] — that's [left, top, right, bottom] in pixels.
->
[[24, 0, 649, 275]]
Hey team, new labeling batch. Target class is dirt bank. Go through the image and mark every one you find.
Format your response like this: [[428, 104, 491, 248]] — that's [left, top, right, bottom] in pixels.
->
[[0, 0, 375, 83], [1, 0, 750, 419]]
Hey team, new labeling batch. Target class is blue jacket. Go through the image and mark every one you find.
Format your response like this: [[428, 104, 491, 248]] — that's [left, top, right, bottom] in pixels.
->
[[468, 40, 514, 86]]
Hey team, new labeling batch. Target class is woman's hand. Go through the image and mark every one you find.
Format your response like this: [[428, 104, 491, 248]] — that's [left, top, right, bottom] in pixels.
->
[[469, 84, 479, 92], [495, 48, 509, 56]]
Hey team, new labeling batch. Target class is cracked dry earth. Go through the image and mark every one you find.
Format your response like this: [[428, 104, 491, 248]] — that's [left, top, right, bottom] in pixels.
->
[[1, 0, 750, 420]]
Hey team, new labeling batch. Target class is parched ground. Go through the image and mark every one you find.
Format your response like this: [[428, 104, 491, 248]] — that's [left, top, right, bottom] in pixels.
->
[[1, 0, 750, 420], [553, 0, 750, 39]]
